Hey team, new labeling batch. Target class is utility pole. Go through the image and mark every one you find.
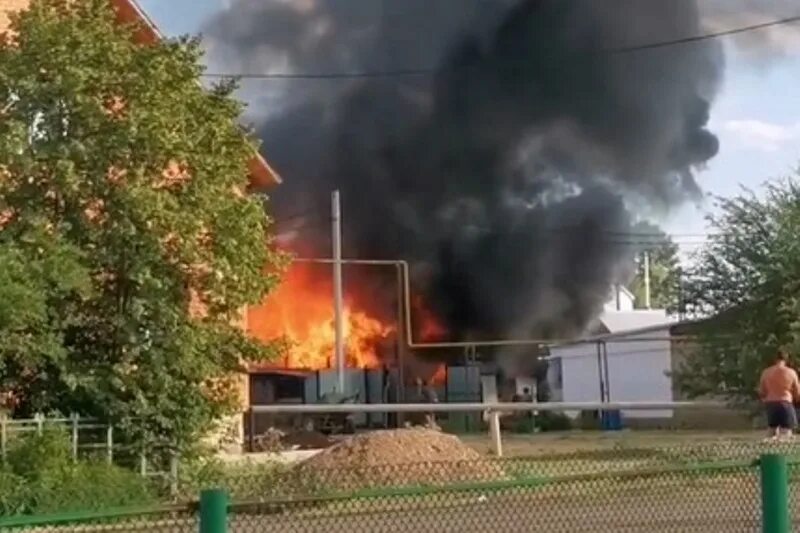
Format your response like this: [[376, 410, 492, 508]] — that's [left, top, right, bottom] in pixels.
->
[[643, 251, 651, 309], [332, 191, 345, 394]]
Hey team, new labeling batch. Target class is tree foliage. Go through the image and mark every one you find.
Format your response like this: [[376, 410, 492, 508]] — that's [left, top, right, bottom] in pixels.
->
[[0, 228, 91, 413], [674, 179, 800, 404], [628, 222, 682, 312], [0, 0, 282, 448]]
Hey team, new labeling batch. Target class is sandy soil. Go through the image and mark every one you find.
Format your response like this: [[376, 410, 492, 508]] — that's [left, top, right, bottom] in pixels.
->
[[461, 430, 764, 456]]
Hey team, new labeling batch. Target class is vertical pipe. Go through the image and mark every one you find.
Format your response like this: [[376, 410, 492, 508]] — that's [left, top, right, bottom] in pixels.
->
[[596, 342, 607, 429], [106, 426, 113, 465], [200, 489, 229, 533], [248, 408, 255, 453], [602, 342, 610, 402], [643, 251, 651, 309], [1, 414, 7, 463], [395, 264, 406, 407], [332, 190, 345, 394], [760, 454, 790, 533], [596, 342, 605, 403], [71, 413, 79, 463], [488, 410, 503, 457]]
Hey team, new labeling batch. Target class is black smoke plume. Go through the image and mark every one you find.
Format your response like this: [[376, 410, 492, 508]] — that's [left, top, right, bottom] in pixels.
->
[[205, 0, 722, 341]]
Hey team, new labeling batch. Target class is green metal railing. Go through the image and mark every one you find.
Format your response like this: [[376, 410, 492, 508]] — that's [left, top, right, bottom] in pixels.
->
[[762, 454, 790, 533], [2, 448, 799, 532]]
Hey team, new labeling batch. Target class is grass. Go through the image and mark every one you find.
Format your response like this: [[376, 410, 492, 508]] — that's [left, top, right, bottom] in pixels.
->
[[461, 429, 764, 456]]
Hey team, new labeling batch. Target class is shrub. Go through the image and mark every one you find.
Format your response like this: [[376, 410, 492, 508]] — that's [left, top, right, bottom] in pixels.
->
[[536, 412, 573, 432], [178, 457, 302, 501], [32, 463, 156, 514], [6, 428, 72, 483], [0, 429, 156, 516], [0, 470, 30, 515]]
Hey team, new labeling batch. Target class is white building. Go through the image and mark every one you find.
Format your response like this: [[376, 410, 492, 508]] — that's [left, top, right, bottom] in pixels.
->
[[547, 288, 678, 420]]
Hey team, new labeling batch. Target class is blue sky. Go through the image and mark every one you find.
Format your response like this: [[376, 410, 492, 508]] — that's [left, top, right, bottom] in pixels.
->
[[138, 1, 800, 244]]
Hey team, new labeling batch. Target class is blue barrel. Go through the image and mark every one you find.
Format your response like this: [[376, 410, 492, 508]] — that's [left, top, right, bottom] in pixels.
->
[[601, 410, 623, 431]]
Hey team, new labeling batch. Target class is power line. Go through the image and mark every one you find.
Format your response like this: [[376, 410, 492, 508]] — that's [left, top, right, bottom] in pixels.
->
[[201, 14, 800, 80], [607, 14, 800, 53], [273, 221, 713, 247], [270, 212, 722, 244]]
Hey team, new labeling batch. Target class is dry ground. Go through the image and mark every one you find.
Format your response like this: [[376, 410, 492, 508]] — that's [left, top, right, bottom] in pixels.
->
[[461, 429, 764, 456]]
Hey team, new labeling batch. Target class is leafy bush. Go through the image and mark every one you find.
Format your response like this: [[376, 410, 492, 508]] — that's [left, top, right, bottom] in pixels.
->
[[0, 471, 30, 516], [32, 462, 156, 514], [0, 429, 156, 516], [178, 457, 312, 500], [6, 427, 73, 482], [536, 412, 573, 432]]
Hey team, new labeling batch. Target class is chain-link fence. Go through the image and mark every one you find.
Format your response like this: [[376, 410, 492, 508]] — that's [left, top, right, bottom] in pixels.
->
[[5, 443, 800, 532], [195, 441, 798, 499], [228, 462, 760, 533], [217, 445, 767, 532]]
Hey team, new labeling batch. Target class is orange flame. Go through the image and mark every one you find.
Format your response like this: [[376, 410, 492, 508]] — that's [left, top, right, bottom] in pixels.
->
[[412, 295, 448, 341], [430, 364, 447, 385], [246, 263, 394, 370]]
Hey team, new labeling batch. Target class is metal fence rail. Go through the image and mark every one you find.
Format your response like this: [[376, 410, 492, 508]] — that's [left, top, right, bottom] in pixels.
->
[[0, 414, 181, 480], [0, 415, 112, 463], [249, 400, 726, 414], [0, 504, 196, 533]]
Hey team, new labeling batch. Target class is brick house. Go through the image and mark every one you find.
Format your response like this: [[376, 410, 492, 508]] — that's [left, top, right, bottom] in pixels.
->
[[1, 0, 281, 447]]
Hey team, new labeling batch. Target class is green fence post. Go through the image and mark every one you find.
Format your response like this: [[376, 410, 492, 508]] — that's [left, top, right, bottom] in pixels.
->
[[760, 453, 790, 533], [199, 489, 228, 533]]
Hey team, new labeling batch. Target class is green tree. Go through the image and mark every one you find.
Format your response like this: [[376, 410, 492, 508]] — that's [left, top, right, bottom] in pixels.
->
[[0, 228, 91, 413], [674, 180, 800, 405], [0, 0, 282, 449], [628, 223, 681, 312]]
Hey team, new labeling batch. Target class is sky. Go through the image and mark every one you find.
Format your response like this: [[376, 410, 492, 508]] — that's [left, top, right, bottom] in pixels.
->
[[138, 0, 800, 249]]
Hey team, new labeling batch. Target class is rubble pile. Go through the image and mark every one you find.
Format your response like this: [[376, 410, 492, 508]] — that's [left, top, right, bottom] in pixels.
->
[[295, 428, 505, 488]]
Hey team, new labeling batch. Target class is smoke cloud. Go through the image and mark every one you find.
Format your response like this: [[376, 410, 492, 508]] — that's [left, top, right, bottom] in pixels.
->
[[205, 0, 722, 341], [700, 0, 800, 59]]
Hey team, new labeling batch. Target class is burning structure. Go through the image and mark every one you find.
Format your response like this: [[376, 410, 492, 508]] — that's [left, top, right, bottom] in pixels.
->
[[204, 0, 726, 410], [247, 263, 394, 371]]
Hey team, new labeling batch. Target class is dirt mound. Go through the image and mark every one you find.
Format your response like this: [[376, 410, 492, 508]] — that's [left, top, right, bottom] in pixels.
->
[[295, 428, 506, 489], [282, 430, 333, 450]]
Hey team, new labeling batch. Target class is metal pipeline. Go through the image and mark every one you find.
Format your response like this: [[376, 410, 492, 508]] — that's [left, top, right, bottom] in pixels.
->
[[291, 257, 696, 350], [250, 400, 725, 414]]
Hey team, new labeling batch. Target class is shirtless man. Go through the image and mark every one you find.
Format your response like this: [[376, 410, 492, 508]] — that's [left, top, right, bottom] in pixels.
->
[[759, 349, 800, 441]]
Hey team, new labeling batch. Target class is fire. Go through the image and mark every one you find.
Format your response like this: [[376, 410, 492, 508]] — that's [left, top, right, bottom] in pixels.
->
[[412, 295, 448, 341], [246, 263, 394, 370], [409, 295, 449, 385], [430, 364, 447, 385]]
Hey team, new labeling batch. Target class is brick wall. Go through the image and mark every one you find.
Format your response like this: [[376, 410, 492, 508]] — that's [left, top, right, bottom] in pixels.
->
[[0, 0, 29, 34]]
